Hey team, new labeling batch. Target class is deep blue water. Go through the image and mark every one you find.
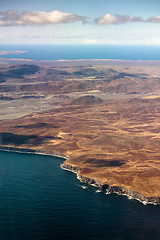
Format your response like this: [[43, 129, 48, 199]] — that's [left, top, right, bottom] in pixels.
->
[[0, 44, 160, 60], [0, 151, 160, 240]]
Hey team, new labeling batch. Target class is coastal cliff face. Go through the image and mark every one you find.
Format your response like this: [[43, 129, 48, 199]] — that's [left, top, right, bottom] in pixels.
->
[[1, 147, 160, 205], [61, 163, 101, 187], [61, 162, 160, 205], [100, 184, 160, 205]]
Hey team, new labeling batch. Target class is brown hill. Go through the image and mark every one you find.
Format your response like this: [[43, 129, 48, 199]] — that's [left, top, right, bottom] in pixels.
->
[[71, 95, 103, 105]]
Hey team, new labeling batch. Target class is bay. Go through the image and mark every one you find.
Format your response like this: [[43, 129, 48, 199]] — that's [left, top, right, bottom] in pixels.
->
[[0, 151, 160, 240]]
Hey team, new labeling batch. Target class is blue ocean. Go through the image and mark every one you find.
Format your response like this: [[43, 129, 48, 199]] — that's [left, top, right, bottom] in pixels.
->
[[0, 151, 160, 240], [0, 44, 160, 60]]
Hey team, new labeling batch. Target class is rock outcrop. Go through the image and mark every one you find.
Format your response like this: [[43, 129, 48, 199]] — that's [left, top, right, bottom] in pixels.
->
[[71, 95, 103, 105], [61, 163, 160, 205]]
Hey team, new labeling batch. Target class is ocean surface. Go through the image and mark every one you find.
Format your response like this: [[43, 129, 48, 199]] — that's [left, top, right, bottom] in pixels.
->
[[0, 151, 160, 240], [0, 44, 160, 61]]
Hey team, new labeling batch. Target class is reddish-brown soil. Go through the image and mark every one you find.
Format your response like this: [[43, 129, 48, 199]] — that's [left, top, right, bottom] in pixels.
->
[[0, 59, 160, 198]]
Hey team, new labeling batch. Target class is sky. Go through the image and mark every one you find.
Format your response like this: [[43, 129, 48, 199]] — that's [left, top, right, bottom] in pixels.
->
[[0, 0, 160, 45]]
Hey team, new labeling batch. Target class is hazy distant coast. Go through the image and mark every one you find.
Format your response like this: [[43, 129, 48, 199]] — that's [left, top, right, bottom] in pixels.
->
[[1, 57, 160, 67]]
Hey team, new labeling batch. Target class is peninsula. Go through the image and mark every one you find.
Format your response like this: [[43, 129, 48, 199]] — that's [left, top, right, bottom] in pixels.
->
[[0, 58, 160, 204]]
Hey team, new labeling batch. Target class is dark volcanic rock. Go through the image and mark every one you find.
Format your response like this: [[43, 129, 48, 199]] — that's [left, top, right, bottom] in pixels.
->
[[0, 64, 40, 82], [6, 64, 40, 78], [73, 68, 97, 76], [47, 68, 70, 76], [0, 95, 14, 100], [13, 122, 59, 129], [0, 132, 54, 146], [81, 158, 125, 168]]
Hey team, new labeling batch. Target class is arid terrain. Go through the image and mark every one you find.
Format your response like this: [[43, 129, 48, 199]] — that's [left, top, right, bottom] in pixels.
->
[[0, 58, 160, 202]]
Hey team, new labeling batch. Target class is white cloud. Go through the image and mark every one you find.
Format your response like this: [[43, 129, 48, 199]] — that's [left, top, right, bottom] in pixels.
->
[[147, 16, 160, 23], [83, 38, 121, 44], [0, 10, 88, 26], [0, 10, 18, 17], [19, 35, 55, 39], [153, 38, 160, 44], [0, 20, 6, 26], [95, 13, 144, 25], [1, 10, 160, 28], [144, 38, 160, 45], [83, 39, 98, 44], [82, 36, 160, 45]]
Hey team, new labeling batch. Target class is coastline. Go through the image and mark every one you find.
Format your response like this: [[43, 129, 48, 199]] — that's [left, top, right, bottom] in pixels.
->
[[1, 57, 160, 67], [60, 163, 160, 206], [0, 146, 67, 160], [0, 147, 160, 206]]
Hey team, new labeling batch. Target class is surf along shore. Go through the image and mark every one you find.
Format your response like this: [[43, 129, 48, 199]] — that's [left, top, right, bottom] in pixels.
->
[[0, 146, 159, 206], [1, 59, 160, 205]]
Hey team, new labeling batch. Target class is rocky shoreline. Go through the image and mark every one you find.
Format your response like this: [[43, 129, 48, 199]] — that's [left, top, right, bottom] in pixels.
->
[[1, 146, 160, 205], [0, 146, 67, 160], [61, 163, 160, 205], [60, 163, 101, 188]]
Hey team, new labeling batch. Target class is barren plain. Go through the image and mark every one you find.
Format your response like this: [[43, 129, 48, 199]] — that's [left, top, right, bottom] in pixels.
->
[[0, 58, 160, 203]]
